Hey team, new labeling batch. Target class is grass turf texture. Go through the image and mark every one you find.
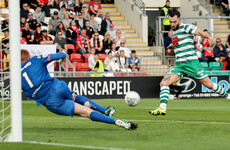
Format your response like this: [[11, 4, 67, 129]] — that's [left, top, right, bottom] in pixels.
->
[[1, 99, 230, 150]]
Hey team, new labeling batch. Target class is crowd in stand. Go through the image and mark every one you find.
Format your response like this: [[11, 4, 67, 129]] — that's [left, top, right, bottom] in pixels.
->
[[162, 0, 230, 70], [0, 0, 141, 74]]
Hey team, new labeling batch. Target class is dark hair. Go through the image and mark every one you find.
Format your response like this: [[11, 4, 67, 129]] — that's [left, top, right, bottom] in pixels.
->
[[131, 50, 136, 53], [203, 29, 208, 32], [85, 20, 90, 23], [108, 51, 112, 55], [168, 9, 181, 18], [207, 44, 212, 47]]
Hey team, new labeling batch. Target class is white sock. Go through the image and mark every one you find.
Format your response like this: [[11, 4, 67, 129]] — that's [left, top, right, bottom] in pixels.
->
[[159, 103, 167, 109]]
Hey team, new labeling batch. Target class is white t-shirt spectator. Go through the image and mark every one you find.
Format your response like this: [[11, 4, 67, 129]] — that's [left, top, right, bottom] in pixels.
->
[[118, 47, 131, 58], [113, 35, 125, 47], [88, 54, 95, 69]]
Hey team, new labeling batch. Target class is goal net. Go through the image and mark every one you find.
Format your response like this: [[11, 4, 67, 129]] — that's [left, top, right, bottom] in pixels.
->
[[0, 0, 22, 142]]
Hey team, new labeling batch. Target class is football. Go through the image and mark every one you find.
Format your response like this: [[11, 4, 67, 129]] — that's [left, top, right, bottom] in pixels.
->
[[125, 91, 141, 107]]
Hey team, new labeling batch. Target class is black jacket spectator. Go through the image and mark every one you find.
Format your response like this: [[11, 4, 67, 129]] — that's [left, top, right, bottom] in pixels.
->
[[102, 39, 112, 53], [101, 18, 112, 36], [27, 19, 38, 31], [213, 44, 227, 58], [20, 3, 29, 19], [84, 26, 94, 40], [66, 27, 78, 45]]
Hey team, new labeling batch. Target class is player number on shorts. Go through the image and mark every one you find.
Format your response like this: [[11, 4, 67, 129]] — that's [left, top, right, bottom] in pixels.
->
[[22, 72, 34, 88]]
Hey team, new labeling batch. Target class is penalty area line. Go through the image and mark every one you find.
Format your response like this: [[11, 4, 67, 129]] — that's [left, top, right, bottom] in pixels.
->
[[23, 141, 135, 150]]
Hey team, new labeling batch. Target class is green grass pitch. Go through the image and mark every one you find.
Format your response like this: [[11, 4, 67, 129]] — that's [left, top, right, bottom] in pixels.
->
[[1, 99, 230, 150]]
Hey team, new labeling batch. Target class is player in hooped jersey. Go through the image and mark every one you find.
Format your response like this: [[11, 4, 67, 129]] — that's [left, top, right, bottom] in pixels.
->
[[149, 9, 230, 116], [21, 49, 137, 130]]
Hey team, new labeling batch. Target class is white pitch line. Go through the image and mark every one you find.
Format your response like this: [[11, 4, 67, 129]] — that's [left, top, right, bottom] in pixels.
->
[[129, 119, 230, 125], [24, 141, 135, 150]]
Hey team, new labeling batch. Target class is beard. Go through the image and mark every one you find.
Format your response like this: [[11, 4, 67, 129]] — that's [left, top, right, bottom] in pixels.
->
[[172, 24, 180, 31]]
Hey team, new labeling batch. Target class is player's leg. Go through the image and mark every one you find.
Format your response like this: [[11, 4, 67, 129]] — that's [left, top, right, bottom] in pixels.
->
[[73, 103, 138, 130], [73, 95, 116, 117], [199, 77, 230, 99], [149, 74, 180, 116]]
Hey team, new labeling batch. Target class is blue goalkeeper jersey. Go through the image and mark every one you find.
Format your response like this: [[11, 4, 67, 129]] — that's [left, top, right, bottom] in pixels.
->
[[21, 52, 67, 106]]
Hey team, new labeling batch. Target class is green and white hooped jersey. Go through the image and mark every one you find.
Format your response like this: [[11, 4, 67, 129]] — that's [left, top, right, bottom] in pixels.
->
[[172, 23, 198, 62]]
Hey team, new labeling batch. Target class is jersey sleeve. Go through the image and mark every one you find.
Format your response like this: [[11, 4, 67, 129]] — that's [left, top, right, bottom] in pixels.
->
[[41, 51, 67, 64], [184, 24, 197, 34]]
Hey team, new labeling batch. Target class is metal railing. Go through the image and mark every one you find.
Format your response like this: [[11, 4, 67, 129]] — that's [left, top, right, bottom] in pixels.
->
[[133, 0, 146, 15], [155, 16, 230, 46]]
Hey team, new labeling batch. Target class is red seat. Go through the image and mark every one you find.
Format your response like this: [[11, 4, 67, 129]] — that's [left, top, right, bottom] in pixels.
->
[[62, 62, 77, 71], [70, 53, 82, 62], [83, 53, 90, 62], [75, 73, 84, 77], [67, 44, 76, 53], [114, 73, 122, 77], [97, 53, 106, 62], [135, 73, 143, 76], [76, 62, 90, 71]]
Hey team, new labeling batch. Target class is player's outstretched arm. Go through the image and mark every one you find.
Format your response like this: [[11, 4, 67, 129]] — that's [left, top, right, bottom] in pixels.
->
[[194, 28, 215, 46]]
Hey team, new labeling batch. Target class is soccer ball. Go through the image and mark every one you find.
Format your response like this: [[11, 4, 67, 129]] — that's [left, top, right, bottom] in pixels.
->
[[125, 91, 141, 107]]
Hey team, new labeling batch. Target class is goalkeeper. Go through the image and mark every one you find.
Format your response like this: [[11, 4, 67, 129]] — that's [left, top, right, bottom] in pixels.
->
[[21, 49, 137, 130]]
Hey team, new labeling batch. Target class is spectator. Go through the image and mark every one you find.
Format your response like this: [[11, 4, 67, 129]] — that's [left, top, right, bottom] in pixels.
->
[[20, 17, 26, 30], [88, 0, 103, 19], [1, 31, 9, 49], [33, 5, 46, 26], [88, 48, 96, 70], [90, 31, 103, 53], [39, 29, 54, 44], [62, 13, 72, 30], [102, 32, 112, 54], [101, 13, 112, 35], [68, 4, 77, 20], [194, 39, 207, 62], [1, 14, 9, 31], [118, 40, 131, 58], [37, 0, 51, 17], [202, 29, 210, 49], [226, 33, 230, 50], [128, 50, 140, 71], [84, 20, 95, 39], [89, 13, 98, 31], [29, 0, 39, 9], [33, 25, 42, 44], [53, 31, 68, 53], [91, 54, 104, 77], [221, 0, 229, 16], [20, 3, 29, 19], [49, 11, 61, 35], [59, 0, 72, 9], [27, 12, 38, 33], [106, 23, 116, 40], [113, 30, 125, 48], [59, 5, 67, 20], [110, 43, 119, 61], [104, 51, 119, 72], [204, 44, 215, 63], [75, 0, 84, 13], [76, 29, 90, 55], [222, 51, 230, 70], [164, 30, 174, 56], [214, 38, 228, 63], [82, 5, 90, 20], [75, 12, 86, 30], [117, 50, 131, 72], [161, 0, 171, 37], [56, 22, 66, 38], [66, 20, 79, 45], [22, 22, 33, 44], [20, 31, 27, 45]]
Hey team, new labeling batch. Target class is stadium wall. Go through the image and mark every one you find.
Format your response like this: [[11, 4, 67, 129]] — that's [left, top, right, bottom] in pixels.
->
[[115, 0, 148, 44], [12, 76, 230, 100], [142, 0, 180, 8], [179, 0, 210, 31]]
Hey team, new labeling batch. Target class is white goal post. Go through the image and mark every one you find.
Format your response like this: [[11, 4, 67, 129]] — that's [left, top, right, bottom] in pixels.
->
[[8, 0, 22, 142]]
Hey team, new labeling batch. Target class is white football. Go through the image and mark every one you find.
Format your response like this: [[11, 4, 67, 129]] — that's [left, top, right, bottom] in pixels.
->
[[125, 91, 141, 107]]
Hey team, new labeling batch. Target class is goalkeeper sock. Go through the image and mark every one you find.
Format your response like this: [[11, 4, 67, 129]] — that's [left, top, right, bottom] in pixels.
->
[[212, 83, 228, 97], [159, 86, 170, 108], [75, 95, 107, 113], [90, 111, 115, 124]]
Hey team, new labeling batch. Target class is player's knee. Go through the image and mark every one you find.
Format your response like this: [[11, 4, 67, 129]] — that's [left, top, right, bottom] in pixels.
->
[[84, 101, 91, 107]]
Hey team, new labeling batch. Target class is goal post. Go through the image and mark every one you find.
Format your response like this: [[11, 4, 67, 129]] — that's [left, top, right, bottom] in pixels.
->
[[8, 0, 22, 142]]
